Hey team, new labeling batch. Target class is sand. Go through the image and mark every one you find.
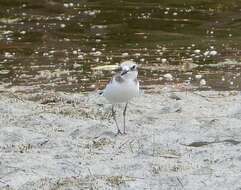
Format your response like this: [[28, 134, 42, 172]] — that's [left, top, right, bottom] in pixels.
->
[[1, 86, 241, 190]]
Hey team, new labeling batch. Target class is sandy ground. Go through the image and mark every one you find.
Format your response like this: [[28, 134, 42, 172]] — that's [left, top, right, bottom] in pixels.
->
[[1, 86, 241, 190]]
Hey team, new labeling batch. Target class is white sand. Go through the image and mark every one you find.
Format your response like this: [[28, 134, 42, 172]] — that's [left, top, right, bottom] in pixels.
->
[[1, 87, 241, 189]]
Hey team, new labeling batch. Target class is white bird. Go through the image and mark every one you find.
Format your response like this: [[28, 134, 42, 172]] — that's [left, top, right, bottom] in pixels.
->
[[101, 60, 139, 135]]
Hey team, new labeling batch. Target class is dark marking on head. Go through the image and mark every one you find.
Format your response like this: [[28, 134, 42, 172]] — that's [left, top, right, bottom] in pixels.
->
[[115, 75, 125, 83]]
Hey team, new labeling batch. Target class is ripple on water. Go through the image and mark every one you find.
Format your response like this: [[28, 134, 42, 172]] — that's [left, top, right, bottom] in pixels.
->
[[0, 0, 241, 93]]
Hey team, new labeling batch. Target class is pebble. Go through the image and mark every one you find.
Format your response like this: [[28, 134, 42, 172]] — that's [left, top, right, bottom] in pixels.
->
[[134, 53, 141, 57], [94, 51, 102, 56], [60, 24, 66, 28], [4, 52, 14, 58], [200, 79, 206, 86], [20, 31, 26, 35], [204, 51, 209, 56], [122, 52, 129, 57], [194, 49, 201, 54], [164, 73, 173, 81], [78, 55, 84, 59], [210, 50, 217, 56], [161, 58, 167, 63], [195, 74, 202, 79]]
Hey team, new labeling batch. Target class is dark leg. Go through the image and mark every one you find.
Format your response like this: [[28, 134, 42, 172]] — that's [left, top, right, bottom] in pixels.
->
[[123, 102, 128, 134], [112, 105, 122, 135]]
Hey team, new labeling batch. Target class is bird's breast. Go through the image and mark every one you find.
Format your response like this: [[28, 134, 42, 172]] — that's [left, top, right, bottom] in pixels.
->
[[103, 79, 139, 103]]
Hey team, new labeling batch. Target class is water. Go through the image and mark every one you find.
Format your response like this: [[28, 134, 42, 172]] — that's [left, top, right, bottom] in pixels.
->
[[1, 0, 241, 94]]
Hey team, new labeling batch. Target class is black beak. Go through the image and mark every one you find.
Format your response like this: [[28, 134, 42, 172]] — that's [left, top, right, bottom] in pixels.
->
[[121, 69, 129, 76]]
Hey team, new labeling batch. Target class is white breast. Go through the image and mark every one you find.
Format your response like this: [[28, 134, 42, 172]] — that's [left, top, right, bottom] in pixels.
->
[[103, 79, 139, 104]]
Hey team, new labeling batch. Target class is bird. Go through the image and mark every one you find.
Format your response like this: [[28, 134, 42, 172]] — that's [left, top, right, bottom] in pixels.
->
[[101, 60, 139, 135]]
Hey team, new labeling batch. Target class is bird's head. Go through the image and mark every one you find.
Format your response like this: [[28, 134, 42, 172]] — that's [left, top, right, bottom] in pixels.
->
[[119, 60, 138, 80]]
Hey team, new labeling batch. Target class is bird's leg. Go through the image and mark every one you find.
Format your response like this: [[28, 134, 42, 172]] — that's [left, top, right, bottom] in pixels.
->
[[112, 105, 122, 135], [123, 102, 128, 134]]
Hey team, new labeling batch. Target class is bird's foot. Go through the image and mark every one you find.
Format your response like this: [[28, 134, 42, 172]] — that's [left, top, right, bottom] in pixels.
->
[[115, 129, 123, 135]]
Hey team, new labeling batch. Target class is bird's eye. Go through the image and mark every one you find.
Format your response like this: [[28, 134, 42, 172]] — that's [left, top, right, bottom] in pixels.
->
[[131, 65, 136, 70]]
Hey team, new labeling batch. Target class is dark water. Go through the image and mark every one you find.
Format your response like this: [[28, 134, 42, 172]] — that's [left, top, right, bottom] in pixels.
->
[[1, 0, 241, 93]]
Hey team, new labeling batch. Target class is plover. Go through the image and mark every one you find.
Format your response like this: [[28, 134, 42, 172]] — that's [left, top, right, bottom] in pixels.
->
[[101, 60, 139, 134]]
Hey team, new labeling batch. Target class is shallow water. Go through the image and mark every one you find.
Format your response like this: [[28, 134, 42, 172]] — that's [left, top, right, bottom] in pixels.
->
[[1, 0, 241, 93]]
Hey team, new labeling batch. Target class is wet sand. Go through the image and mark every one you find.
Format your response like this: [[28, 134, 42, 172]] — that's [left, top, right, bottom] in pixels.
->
[[1, 86, 241, 189]]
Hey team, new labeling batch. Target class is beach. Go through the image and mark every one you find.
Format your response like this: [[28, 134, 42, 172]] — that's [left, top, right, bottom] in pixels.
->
[[1, 86, 241, 189]]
